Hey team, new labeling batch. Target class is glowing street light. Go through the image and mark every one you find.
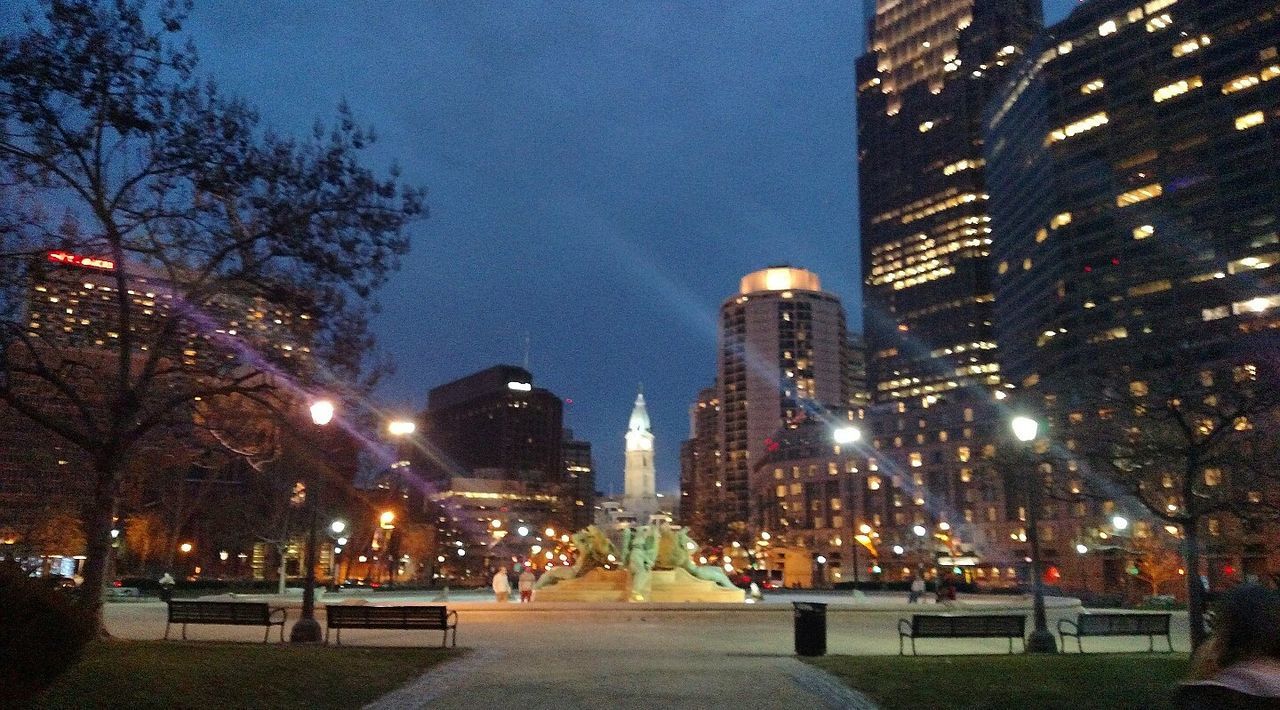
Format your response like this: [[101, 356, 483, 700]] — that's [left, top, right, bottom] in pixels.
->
[[309, 399, 335, 426], [517, 525, 530, 537], [179, 542, 193, 553], [1076, 543, 1089, 554], [380, 511, 396, 529], [544, 527, 556, 537], [1010, 414, 1057, 653], [1111, 515, 1129, 531], [912, 525, 927, 537], [859, 523, 872, 535], [387, 419, 416, 436], [1011, 415, 1039, 443], [833, 426, 862, 445], [330, 520, 347, 535]]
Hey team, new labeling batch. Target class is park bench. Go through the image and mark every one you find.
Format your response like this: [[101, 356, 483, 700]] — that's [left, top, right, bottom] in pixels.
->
[[1057, 612, 1173, 652], [898, 614, 1027, 655], [164, 600, 287, 643], [324, 604, 458, 647]]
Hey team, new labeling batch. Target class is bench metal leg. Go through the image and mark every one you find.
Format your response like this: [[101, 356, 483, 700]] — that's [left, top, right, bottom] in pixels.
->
[[182, 623, 188, 641], [263, 624, 270, 644], [1166, 634, 1174, 653], [911, 637, 918, 656], [324, 626, 330, 645], [1149, 634, 1155, 653]]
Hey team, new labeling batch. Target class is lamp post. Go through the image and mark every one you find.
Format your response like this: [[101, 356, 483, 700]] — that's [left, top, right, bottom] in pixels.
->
[[1011, 414, 1058, 653], [290, 399, 334, 644]]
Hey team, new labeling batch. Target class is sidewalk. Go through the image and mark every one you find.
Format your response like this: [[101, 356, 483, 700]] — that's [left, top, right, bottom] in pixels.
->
[[365, 647, 878, 710]]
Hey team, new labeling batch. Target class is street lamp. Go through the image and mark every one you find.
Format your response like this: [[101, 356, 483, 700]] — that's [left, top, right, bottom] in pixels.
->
[[833, 426, 862, 445], [387, 419, 416, 436], [291, 398, 334, 644], [1011, 414, 1058, 653]]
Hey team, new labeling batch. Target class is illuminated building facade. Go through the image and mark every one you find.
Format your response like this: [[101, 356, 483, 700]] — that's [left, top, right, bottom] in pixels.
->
[[986, 0, 1280, 587], [987, 0, 1280, 388], [415, 365, 582, 575], [23, 251, 313, 370], [561, 432, 596, 530], [622, 390, 660, 521], [681, 267, 862, 542], [1, 251, 317, 561], [856, 0, 1041, 401], [679, 386, 720, 539]]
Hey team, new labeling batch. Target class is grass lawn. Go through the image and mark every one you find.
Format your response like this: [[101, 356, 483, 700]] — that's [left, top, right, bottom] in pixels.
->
[[806, 653, 1191, 710], [30, 640, 458, 710]]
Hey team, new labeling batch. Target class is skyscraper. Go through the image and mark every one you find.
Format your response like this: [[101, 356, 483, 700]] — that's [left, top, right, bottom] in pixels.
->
[[987, 0, 1280, 390], [682, 267, 859, 541], [852, 1, 1045, 583], [856, 0, 1042, 401]]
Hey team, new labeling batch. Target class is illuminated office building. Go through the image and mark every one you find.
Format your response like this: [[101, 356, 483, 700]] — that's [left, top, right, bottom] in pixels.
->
[[681, 267, 862, 542], [856, 0, 1042, 401], [987, 0, 1280, 388]]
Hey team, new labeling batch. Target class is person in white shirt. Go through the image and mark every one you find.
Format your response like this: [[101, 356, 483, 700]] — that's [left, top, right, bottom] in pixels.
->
[[492, 566, 511, 603]]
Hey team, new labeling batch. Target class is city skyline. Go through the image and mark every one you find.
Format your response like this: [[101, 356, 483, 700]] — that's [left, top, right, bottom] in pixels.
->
[[0, 0, 1082, 492]]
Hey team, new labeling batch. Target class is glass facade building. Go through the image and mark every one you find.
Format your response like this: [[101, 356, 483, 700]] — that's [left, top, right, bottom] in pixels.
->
[[857, 0, 1042, 402], [987, 0, 1280, 390]]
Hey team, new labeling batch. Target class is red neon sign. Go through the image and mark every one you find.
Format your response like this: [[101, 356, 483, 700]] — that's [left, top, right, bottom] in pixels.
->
[[47, 251, 115, 271]]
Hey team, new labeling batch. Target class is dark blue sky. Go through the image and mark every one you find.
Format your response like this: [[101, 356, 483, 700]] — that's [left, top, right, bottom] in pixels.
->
[[6, 0, 1082, 492]]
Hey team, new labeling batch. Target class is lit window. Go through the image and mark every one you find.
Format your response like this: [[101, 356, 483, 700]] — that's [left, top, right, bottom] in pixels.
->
[[1153, 76, 1202, 102], [1051, 212, 1072, 229], [1133, 224, 1155, 239], [1172, 35, 1210, 57], [1035, 228, 1048, 243], [1144, 0, 1177, 12], [1116, 183, 1163, 207], [1046, 112, 1109, 144], [1263, 65, 1280, 82], [1222, 74, 1261, 94], [919, 121, 935, 133], [1099, 20, 1118, 36], [909, 452, 922, 468], [1081, 78, 1105, 94], [1145, 13, 1172, 32], [1235, 111, 1265, 131], [1058, 41, 1073, 55], [1198, 305, 1228, 322], [1232, 294, 1280, 314], [867, 476, 882, 491]]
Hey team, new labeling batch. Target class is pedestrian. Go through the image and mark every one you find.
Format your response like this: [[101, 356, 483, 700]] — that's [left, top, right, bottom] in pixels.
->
[[518, 566, 536, 602], [491, 566, 511, 603], [1177, 583, 1280, 709], [909, 574, 925, 604], [158, 572, 175, 603]]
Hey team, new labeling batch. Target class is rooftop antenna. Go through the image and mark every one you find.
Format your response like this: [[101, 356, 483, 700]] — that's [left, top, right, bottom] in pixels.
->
[[522, 333, 530, 370]]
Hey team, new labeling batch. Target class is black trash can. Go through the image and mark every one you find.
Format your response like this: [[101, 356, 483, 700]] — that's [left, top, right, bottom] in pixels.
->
[[159, 586, 173, 603], [793, 601, 828, 656]]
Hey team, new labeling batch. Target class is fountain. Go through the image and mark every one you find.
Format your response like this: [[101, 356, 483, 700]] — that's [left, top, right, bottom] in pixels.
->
[[532, 523, 745, 603]]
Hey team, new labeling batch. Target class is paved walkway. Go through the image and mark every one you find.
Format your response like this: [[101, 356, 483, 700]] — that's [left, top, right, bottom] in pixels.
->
[[103, 593, 1191, 710]]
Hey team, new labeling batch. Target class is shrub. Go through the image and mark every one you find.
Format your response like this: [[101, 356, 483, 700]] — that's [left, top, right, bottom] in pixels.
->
[[0, 564, 93, 703]]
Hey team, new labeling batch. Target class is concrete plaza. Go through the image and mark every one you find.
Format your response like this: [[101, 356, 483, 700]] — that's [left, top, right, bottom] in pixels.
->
[[103, 591, 1193, 709]]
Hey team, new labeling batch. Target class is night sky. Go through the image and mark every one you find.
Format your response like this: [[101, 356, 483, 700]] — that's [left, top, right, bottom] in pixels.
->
[[4, 1, 1083, 493]]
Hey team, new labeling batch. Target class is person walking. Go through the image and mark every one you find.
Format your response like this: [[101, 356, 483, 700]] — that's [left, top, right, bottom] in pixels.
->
[[1177, 583, 1280, 709], [492, 566, 511, 603], [518, 567, 536, 603], [908, 574, 925, 604]]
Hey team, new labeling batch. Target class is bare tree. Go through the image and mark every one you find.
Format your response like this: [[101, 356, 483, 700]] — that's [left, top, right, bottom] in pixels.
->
[[1067, 357, 1280, 647], [0, 0, 423, 631]]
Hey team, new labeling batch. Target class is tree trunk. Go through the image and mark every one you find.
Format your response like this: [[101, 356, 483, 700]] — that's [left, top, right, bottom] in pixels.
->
[[78, 465, 120, 637], [1185, 523, 1206, 649]]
